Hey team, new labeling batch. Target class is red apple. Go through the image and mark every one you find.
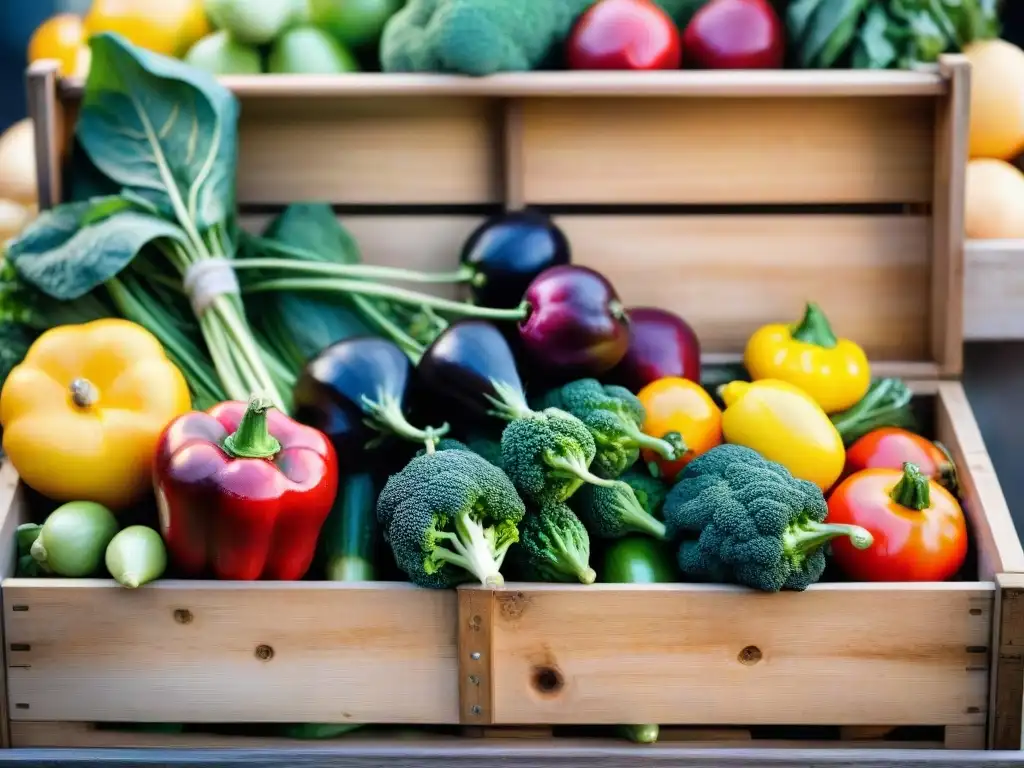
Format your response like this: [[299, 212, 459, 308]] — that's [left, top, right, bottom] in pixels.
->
[[567, 0, 682, 71], [682, 0, 784, 69]]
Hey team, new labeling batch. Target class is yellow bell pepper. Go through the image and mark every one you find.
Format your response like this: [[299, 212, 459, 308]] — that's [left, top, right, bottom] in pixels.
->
[[719, 379, 845, 491], [0, 319, 191, 510], [744, 302, 870, 414]]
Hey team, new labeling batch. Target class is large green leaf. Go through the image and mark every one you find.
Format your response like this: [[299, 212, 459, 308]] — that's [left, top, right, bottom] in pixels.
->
[[76, 32, 238, 232], [6, 198, 184, 301]]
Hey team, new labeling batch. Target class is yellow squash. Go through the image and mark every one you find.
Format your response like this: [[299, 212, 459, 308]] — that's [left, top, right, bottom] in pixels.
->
[[719, 379, 845, 492], [744, 302, 870, 414], [0, 319, 192, 510]]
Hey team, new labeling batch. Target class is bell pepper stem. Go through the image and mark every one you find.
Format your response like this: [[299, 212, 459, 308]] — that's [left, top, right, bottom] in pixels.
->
[[784, 518, 873, 567], [890, 462, 932, 511], [69, 378, 99, 409], [790, 302, 838, 348], [222, 396, 282, 459]]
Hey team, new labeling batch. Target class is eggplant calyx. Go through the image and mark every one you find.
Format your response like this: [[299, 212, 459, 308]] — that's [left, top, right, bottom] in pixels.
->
[[484, 378, 536, 422], [359, 391, 450, 450]]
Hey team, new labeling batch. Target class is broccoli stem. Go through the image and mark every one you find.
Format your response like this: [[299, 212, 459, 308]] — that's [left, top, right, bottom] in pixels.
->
[[608, 481, 668, 540], [359, 390, 449, 450], [889, 462, 932, 511], [547, 528, 597, 585], [783, 518, 873, 568], [789, 302, 838, 348], [432, 509, 506, 587], [622, 422, 685, 461], [543, 449, 615, 497]]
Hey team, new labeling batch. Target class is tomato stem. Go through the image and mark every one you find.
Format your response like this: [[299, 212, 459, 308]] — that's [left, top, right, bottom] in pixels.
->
[[890, 461, 932, 511], [790, 302, 838, 349]]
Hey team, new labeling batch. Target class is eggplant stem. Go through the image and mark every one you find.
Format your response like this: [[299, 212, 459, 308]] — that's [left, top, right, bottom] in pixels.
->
[[484, 378, 536, 422]]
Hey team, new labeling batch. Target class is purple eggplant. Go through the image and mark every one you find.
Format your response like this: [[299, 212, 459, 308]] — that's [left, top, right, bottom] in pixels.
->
[[293, 337, 448, 466], [608, 307, 702, 392], [462, 211, 571, 309], [418, 320, 533, 423], [518, 265, 630, 379]]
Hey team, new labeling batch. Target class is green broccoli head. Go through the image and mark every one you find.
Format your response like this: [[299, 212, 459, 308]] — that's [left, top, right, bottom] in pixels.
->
[[377, 448, 526, 588], [534, 378, 683, 479], [500, 408, 609, 505], [572, 479, 668, 540], [414, 438, 469, 458], [380, 0, 594, 76], [663, 444, 873, 592], [620, 468, 669, 519], [517, 503, 596, 584]]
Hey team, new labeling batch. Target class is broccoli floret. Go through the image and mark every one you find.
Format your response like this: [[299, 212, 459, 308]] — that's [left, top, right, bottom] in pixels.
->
[[620, 468, 669, 519], [377, 448, 526, 588], [380, 0, 595, 76], [573, 480, 667, 540], [663, 444, 873, 592], [415, 438, 470, 458], [517, 503, 596, 584], [535, 379, 683, 479], [501, 407, 616, 505]]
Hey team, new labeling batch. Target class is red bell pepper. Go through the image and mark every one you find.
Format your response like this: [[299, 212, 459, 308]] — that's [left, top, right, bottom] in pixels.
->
[[154, 397, 338, 581]]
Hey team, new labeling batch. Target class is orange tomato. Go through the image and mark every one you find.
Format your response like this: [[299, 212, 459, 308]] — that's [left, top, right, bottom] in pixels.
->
[[827, 463, 967, 582], [636, 377, 722, 482], [84, 0, 211, 58], [28, 14, 90, 77]]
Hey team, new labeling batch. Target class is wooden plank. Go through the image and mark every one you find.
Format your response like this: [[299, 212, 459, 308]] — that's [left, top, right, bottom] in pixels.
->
[[3, 743, 1021, 766], [57, 70, 949, 100], [991, 574, 1024, 750], [930, 55, 970, 376], [458, 587, 495, 725], [0, 463, 26, 749], [2, 580, 458, 723], [964, 240, 1024, 341], [944, 725, 987, 750], [236, 98, 502, 205], [25, 60, 63, 212], [489, 583, 991, 727], [553, 215, 931, 361], [935, 382, 1024, 579], [522, 98, 934, 204]]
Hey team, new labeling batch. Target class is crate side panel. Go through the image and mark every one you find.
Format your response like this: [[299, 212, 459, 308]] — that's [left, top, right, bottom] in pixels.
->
[[488, 584, 991, 726], [236, 98, 502, 205], [3, 581, 458, 723], [554, 215, 930, 361], [521, 97, 935, 204]]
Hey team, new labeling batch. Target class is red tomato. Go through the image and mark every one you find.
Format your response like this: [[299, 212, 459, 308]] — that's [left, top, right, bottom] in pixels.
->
[[567, 0, 682, 71], [636, 377, 722, 481], [827, 463, 967, 582], [844, 427, 958, 492]]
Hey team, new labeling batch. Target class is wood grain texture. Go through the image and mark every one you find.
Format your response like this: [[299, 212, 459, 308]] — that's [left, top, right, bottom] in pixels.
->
[[485, 583, 991, 726], [1, 580, 458, 723], [935, 382, 1024, 579], [458, 587, 495, 725], [236, 98, 502, 205], [521, 98, 934, 204], [0, 463, 24, 749], [25, 60, 63, 212], [990, 574, 1024, 750], [964, 241, 1024, 341], [553, 215, 931, 361], [930, 56, 970, 376]]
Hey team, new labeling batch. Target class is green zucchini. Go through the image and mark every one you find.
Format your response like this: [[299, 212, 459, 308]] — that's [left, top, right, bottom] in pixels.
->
[[322, 472, 378, 582]]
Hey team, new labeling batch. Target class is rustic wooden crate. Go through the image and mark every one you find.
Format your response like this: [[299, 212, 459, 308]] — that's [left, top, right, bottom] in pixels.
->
[[7, 56, 1024, 752], [964, 240, 1024, 341]]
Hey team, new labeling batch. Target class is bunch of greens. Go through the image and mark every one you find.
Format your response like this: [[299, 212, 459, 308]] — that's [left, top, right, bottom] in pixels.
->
[[787, 0, 1000, 69]]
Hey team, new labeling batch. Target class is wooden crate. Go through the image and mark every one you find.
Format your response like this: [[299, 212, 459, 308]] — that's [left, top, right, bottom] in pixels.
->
[[8, 56, 1024, 752], [964, 240, 1024, 340]]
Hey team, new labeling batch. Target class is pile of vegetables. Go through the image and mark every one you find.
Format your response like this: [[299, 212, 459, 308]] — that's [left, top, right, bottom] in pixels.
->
[[0, 33, 978, 744]]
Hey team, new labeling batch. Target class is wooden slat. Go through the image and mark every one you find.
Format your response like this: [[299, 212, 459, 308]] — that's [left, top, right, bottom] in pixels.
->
[[486, 582, 991, 727], [554, 215, 931, 361], [236, 99, 502, 205], [936, 382, 1024, 578], [2, 580, 458, 723], [57, 70, 949, 100], [0, 463, 26, 749], [522, 98, 935, 204], [929, 56, 970, 376], [990, 574, 1024, 750], [458, 587, 495, 725], [964, 240, 1024, 341]]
